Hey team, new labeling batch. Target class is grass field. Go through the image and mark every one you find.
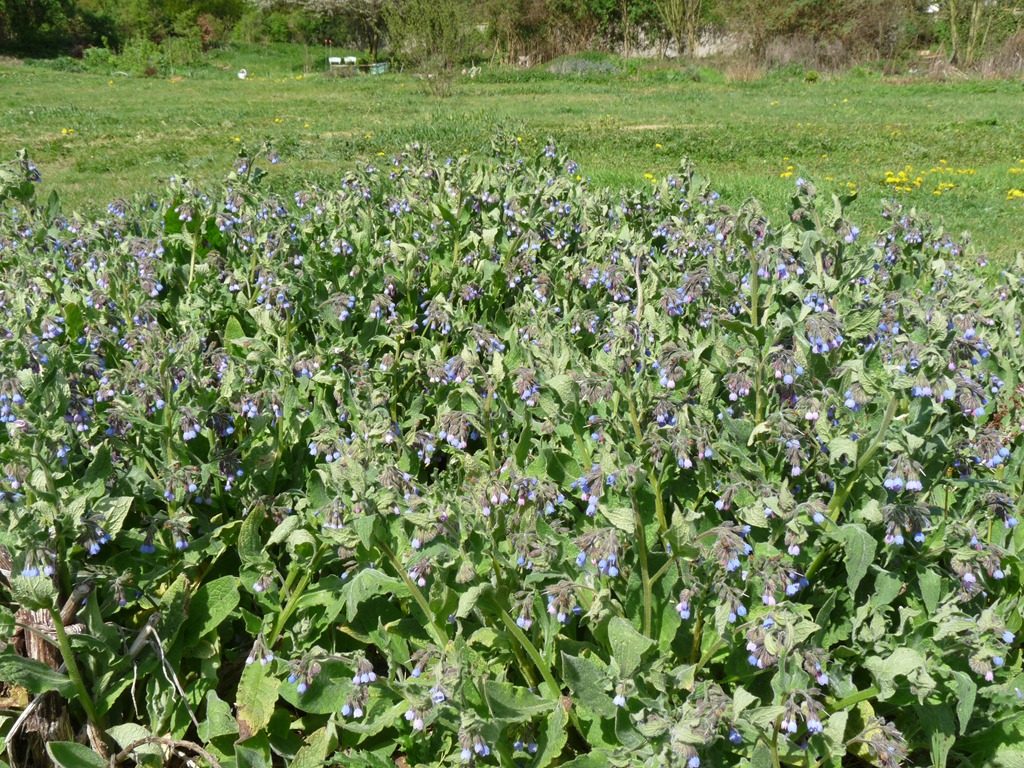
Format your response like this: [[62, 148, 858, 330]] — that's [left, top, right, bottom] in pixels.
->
[[2, 45, 1023, 259]]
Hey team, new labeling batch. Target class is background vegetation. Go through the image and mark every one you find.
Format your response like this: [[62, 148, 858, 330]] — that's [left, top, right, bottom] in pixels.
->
[[2, 52, 1023, 261], [2, 0, 1024, 73]]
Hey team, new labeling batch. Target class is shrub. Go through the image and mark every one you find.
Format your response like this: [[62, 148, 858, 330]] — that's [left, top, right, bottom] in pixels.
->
[[0, 143, 1022, 767], [545, 51, 623, 75]]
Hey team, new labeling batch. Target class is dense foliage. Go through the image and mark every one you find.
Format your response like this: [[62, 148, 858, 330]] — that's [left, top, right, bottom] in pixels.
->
[[0, 141, 1023, 768], [5, 0, 1024, 72]]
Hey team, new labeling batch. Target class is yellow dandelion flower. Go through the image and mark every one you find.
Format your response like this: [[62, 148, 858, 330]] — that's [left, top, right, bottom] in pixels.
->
[[1008, 189, 1024, 201]]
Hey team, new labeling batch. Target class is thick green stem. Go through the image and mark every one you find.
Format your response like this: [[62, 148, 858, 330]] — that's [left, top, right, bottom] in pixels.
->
[[689, 609, 704, 665], [755, 357, 766, 424], [49, 607, 102, 729], [496, 610, 560, 700], [268, 547, 322, 647], [826, 685, 880, 713], [381, 542, 448, 650], [187, 226, 199, 287], [806, 396, 900, 581], [749, 256, 761, 331], [829, 395, 900, 521], [770, 718, 782, 768], [632, 493, 653, 638], [496, 610, 587, 743], [483, 380, 498, 470], [749, 247, 767, 423], [627, 400, 670, 536], [633, 253, 645, 319]]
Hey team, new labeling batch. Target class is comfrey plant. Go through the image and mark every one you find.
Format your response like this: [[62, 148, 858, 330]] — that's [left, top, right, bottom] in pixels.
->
[[0, 142, 1022, 768]]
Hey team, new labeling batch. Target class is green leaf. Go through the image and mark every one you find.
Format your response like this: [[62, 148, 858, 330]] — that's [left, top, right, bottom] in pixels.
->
[[547, 374, 575, 404], [83, 446, 113, 486], [561, 652, 615, 718], [833, 523, 876, 595], [746, 705, 787, 727], [182, 576, 240, 640], [822, 710, 848, 758], [93, 496, 132, 538], [45, 742, 106, 768], [266, 515, 300, 547], [919, 568, 941, 615], [236, 733, 272, 768], [238, 509, 263, 564], [236, 661, 280, 734], [106, 724, 162, 763], [865, 648, 934, 701], [749, 743, 774, 768], [10, 576, 56, 610], [341, 568, 407, 622], [732, 685, 758, 716], [0, 653, 74, 696], [278, 659, 352, 714], [952, 670, 976, 735], [531, 705, 568, 768], [989, 745, 1024, 768], [198, 690, 238, 742], [828, 436, 858, 464], [456, 583, 492, 619], [870, 571, 902, 609], [559, 752, 614, 768], [483, 680, 552, 722], [291, 726, 332, 768], [600, 506, 634, 535], [607, 616, 653, 678], [63, 300, 82, 339], [224, 315, 246, 346], [913, 702, 955, 768]]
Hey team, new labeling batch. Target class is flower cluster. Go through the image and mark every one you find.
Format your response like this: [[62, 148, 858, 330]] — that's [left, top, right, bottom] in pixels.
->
[[0, 143, 1019, 768]]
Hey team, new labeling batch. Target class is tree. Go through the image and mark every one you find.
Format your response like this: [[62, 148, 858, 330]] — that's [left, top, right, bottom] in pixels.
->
[[385, 0, 481, 69], [247, 0, 387, 56], [0, 0, 75, 51], [337, 0, 386, 59], [942, 0, 1003, 64], [652, 0, 701, 56]]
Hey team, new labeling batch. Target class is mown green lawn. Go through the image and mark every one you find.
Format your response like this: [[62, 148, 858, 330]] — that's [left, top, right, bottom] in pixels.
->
[[2, 48, 1023, 259]]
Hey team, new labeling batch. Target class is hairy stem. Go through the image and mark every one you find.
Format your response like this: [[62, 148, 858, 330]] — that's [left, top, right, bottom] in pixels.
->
[[631, 492, 653, 638], [381, 541, 449, 650], [827, 685, 880, 713], [49, 607, 103, 730], [806, 395, 900, 581], [268, 546, 322, 648], [496, 610, 560, 700]]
